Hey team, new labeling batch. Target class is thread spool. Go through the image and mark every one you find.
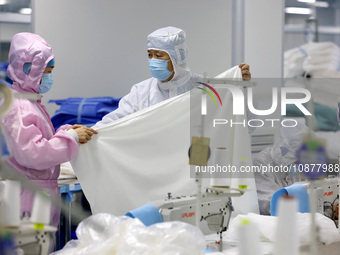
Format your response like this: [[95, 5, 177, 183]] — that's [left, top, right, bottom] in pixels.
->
[[231, 159, 251, 190], [273, 195, 299, 255], [237, 218, 260, 255], [0, 180, 21, 227], [30, 191, 51, 228], [210, 147, 231, 188], [0, 83, 13, 118]]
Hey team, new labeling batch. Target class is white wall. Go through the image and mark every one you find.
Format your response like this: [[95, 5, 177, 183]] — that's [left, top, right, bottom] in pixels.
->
[[0, 22, 30, 42], [33, 0, 285, 116], [245, 0, 284, 78], [243, 0, 284, 135], [33, 0, 233, 115]]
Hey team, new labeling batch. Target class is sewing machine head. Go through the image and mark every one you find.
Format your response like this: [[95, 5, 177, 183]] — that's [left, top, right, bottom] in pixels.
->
[[151, 188, 244, 235]]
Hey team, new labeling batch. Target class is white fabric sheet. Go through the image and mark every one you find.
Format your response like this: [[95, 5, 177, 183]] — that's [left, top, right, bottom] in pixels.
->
[[71, 68, 259, 216]]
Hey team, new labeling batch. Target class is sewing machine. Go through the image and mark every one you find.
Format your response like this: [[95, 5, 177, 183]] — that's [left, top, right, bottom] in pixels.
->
[[0, 180, 57, 255], [4, 223, 57, 255], [151, 187, 245, 251], [297, 176, 339, 227]]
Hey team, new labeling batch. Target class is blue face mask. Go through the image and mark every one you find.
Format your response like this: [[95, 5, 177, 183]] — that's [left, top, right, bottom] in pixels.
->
[[38, 73, 53, 94], [148, 58, 173, 81]]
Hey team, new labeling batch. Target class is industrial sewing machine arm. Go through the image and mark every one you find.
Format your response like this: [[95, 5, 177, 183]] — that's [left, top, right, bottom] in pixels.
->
[[4, 223, 57, 255], [151, 187, 245, 251]]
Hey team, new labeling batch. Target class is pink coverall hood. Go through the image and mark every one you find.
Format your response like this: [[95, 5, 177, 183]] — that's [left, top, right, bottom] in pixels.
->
[[7, 32, 55, 93]]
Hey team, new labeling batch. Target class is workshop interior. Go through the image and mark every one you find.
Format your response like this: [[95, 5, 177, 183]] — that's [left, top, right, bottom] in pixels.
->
[[1, 0, 340, 254]]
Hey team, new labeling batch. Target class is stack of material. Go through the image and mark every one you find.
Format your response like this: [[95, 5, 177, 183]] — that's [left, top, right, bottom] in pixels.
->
[[49, 97, 120, 130], [284, 42, 340, 78]]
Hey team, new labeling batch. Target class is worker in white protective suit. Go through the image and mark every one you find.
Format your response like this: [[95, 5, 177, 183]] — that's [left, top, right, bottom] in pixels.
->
[[92, 26, 251, 128], [253, 120, 310, 215]]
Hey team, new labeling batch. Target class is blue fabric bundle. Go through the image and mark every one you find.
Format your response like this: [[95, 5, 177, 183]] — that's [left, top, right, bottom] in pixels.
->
[[49, 97, 121, 130], [0, 61, 12, 85]]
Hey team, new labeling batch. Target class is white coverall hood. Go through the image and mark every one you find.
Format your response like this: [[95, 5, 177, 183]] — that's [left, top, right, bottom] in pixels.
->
[[147, 26, 192, 97], [271, 120, 311, 166], [253, 120, 311, 215]]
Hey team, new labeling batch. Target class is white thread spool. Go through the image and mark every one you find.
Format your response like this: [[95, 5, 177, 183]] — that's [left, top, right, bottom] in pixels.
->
[[273, 195, 299, 255], [30, 191, 51, 225], [0, 83, 13, 118], [210, 147, 231, 188], [0, 180, 21, 227], [237, 217, 260, 255]]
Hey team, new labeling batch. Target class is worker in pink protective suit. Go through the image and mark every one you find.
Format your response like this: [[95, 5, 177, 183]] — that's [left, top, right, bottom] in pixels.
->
[[2, 32, 97, 228]]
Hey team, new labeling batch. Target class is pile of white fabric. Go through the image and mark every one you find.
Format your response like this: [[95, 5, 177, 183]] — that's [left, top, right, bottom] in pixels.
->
[[51, 213, 206, 255], [58, 162, 78, 185], [284, 42, 340, 78]]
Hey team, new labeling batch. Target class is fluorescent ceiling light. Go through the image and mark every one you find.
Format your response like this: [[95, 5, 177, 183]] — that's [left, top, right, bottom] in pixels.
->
[[285, 7, 313, 15], [297, 0, 329, 7], [19, 8, 32, 15], [298, 0, 315, 3], [314, 2, 329, 7], [0, 0, 7, 5]]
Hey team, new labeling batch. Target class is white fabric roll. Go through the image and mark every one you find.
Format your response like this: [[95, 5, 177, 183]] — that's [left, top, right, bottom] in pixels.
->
[[210, 147, 231, 187], [0, 180, 20, 227], [273, 196, 299, 255]]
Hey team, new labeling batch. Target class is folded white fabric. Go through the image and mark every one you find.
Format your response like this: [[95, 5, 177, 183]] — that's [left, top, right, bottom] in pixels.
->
[[58, 162, 76, 179], [58, 162, 78, 185], [225, 213, 340, 246], [284, 41, 340, 78], [304, 53, 340, 65], [311, 69, 340, 78], [304, 62, 340, 74], [284, 47, 307, 78], [302, 42, 340, 54]]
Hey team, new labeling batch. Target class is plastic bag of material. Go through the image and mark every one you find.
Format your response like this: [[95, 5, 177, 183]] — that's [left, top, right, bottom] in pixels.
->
[[51, 213, 206, 255]]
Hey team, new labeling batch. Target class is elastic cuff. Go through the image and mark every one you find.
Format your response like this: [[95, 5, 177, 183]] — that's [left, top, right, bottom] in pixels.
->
[[66, 128, 79, 143]]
